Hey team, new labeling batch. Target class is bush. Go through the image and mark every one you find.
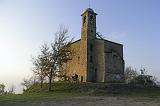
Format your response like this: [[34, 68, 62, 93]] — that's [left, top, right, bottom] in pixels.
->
[[130, 75, 157, 88]]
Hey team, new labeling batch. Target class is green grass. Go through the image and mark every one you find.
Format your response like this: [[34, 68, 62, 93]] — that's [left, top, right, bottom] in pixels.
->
[[0, 92, 86, 103], [25, 82, 160, 97], [25, 82, 82, 93], [2, 82, 160, 103], [1, 89, 160, 103], [0, 82, 88, 103], [1, 84, 160, 104]]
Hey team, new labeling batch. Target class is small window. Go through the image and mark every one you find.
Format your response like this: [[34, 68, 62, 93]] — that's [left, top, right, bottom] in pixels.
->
[[113, 54, 118, 62], [81, 76, 83, 82], [90, 15, 93, 20], [91, 29, 93, 33], [90, 56, 93, 63], [78, 56, 80, 64], [83, 16, 86, 24], [90, 15, 94, 24]]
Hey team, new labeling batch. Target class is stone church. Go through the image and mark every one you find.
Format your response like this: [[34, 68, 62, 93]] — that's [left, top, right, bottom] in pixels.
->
[[63, 8, 124, 83]]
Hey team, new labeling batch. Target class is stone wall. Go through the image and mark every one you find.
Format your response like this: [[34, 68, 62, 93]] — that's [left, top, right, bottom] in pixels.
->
[[104, 40, 124, 82], [63, 40, 82, 81], [94, 39, 105, 82], [63, 39, 124, 83]]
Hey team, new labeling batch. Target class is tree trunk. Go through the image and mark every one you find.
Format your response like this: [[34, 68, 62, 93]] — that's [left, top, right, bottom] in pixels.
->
[[49, 69, 53, 91], [40, 76, 43, 88]]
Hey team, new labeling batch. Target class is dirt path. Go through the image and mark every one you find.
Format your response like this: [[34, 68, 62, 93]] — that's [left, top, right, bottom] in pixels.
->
[[0, 96, 159, 106]]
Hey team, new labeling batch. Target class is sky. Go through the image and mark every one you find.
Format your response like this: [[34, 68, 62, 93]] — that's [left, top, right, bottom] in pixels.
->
[[0, 0, 160, 93]]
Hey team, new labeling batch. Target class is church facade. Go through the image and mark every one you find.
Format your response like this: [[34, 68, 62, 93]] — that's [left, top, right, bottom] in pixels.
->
[[63, 8, 124, 83]]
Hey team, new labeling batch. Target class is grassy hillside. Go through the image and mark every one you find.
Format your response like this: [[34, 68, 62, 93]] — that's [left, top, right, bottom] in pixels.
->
[[24, 82, 126, 94], [24, 82, 160, 98], [1, 82, 160, 106], [24, 82, 82, 93]]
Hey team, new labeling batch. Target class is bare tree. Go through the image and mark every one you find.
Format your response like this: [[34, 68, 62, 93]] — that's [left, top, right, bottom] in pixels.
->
[[125, 66, 139, 83], [21, 76, 38, 90], [32, 43, 51, 88], [8, 84, 16, 94], [31, 25, 73, 91], [0, 83, 5, 95], [140, 68, 147, 75], [48, 26, 73, 91]]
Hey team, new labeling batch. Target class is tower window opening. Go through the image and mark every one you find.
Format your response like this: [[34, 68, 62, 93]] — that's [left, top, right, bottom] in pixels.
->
[[90, 15, 93, 20], [83, 16, 86, 24], [90, 56, 93, 63], [90, 15, 94, 24]]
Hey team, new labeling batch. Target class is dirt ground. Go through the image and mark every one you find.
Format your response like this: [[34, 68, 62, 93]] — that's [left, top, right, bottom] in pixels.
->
[[0, 96, 160, 106]]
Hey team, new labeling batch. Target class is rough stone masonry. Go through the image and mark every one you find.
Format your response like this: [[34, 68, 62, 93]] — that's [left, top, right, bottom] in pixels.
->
[[62, 8, 125, 83]]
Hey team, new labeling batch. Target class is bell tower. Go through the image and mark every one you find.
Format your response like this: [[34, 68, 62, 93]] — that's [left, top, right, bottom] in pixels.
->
[[81, 8, 97, 40], [80, 8, 97, 82]]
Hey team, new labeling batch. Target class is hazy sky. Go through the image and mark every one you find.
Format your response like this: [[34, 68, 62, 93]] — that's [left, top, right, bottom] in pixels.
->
[[0, 0, 160, 93]]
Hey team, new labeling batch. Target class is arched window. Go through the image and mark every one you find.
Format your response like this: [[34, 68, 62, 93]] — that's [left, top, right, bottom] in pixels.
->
[[113, 54, 118, 62], [113, 54, 118, 68]]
